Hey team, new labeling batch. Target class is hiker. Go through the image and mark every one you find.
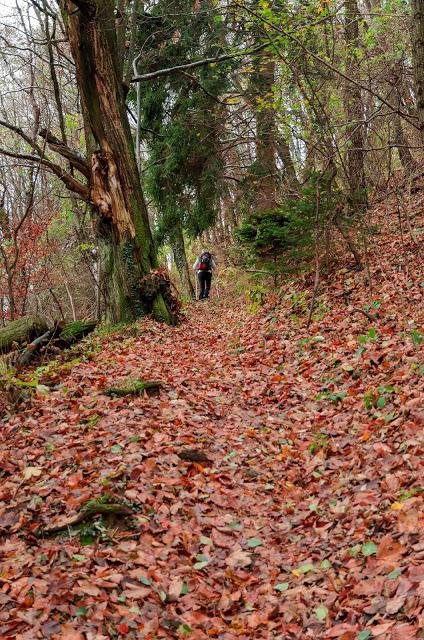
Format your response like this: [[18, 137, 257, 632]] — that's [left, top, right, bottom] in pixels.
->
[[193, 251, 216, 300]]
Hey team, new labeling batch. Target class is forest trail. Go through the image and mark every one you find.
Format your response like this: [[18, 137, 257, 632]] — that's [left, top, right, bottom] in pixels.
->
[[1, 196, 424, 639]]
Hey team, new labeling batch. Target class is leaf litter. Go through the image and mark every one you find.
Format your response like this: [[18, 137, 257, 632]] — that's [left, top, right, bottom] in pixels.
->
[[0, 194, 423, 638]]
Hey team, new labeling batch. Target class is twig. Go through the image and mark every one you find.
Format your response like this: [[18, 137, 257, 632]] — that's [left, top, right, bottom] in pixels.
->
[[352, 308, 376, 322]]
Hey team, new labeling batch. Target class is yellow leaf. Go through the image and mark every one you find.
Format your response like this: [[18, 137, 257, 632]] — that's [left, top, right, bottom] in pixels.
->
[[390, 502, 404, 511], [23, 466, 42, 480]]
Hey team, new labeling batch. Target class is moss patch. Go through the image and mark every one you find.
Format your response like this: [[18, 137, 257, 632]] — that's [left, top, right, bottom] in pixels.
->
[[103, 378, 163, 397]]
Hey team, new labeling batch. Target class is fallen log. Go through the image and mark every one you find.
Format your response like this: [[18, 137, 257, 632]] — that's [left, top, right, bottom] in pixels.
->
[[57, 320, 97, 346], [39, 502, 135, 536], [15, 320, 97, 368], [103, 379, 163, 397], [16, 330, 53, 368], [1, 317, 97, 369], [0, 316, 49, 354]]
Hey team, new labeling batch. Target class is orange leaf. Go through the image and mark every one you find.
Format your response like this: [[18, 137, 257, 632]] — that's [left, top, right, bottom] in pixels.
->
[[67, 470, 83, 488], [117, 623, 130, 635]]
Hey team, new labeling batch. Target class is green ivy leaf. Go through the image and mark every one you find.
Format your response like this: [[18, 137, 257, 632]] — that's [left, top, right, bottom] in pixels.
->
[[274, 582, 289, 592], [411, 329, 423, 345], [295, 562, 314, 575], [315, 605, 328, 621], [111, 444, 122, 453], [376, 395, 386, 409], [180, 624, 192, 634], [72, 554, 86, 562], [349, 544, 361, 557], [247, 537, 263, 548], [388, 568, 402, 580], [362, 541, 378, 557]]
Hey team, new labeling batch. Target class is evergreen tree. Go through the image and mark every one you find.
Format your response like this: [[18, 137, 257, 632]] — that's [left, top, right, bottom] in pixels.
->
[[133, 0, 229, 296]]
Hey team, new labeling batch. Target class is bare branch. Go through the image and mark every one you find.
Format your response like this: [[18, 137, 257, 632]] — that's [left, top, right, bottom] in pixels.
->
[[0, 147, 89, 199], [131, 43, 268, 83], [39, 128, 90, 177]]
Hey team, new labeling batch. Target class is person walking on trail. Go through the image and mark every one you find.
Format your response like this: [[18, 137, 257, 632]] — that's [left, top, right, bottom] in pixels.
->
[[193, 251, 216, 300]]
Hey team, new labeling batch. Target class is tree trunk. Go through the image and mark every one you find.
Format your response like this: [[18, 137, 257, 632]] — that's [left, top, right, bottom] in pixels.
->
[[412, 0, 424, 144], [393, 112, 417, 174], [61, 0, 173, 324], [252, 58, 277, 212], [344, 0, 367, 211], [276, 136, 301, 194], [392, 67, 418, 173], [170, 223, 195, 299]]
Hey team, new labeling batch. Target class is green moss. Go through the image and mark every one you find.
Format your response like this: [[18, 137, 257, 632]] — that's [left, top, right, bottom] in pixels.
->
[[103, 378, 163, 397]]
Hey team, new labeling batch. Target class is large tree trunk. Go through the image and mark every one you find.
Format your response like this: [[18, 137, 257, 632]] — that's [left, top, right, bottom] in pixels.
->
[[412, 0, 424, 144], [170, 223, 195, 299], [61, 0, 173, 324], [252, 58, 277, 212], [344, 0, 367, 211]]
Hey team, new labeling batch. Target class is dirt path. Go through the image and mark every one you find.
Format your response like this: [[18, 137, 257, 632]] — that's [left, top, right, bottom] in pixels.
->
[[1, 260, 423, 639]]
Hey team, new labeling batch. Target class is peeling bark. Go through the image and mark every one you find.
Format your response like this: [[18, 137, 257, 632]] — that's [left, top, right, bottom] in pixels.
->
[[90, 148, 136, 239], [60, 0, 174, 324]]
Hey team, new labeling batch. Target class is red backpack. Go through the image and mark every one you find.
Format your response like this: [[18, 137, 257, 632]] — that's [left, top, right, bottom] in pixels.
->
[[198, 252, 212, 270]]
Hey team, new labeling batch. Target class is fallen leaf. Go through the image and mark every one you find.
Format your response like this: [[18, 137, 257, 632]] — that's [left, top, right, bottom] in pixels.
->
[[225, 549, 252, 568], [22, 466, 42, 480]]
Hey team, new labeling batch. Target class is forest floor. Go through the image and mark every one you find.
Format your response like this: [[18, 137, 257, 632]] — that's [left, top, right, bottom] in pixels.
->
[[0, 189, 424, 640]]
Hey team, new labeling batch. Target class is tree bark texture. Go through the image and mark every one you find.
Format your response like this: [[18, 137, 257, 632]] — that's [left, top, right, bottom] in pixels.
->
[[412, 0, 424, 145], [344, 0, 367, 211], [61, 0, 172, 324], [170, 223, 195, 299], [252, 58, 277, 212]]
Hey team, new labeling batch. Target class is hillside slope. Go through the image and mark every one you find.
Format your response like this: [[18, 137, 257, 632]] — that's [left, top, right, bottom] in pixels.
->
[[0, 192, 423, 639]]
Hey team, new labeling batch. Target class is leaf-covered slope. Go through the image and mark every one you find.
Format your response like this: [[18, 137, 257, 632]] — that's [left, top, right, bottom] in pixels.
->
[[0, 194, 423, 639]]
